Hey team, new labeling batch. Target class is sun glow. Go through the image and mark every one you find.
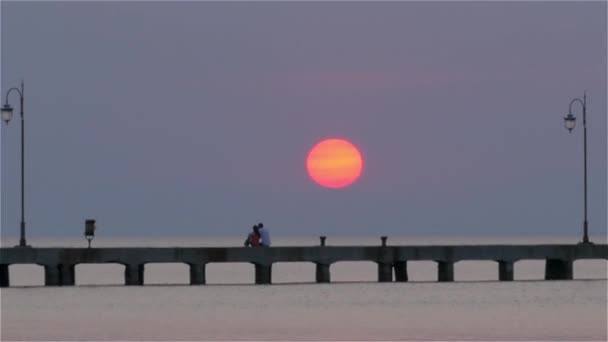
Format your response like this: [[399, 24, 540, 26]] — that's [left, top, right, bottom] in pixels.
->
[[306, 138, 363, 189]]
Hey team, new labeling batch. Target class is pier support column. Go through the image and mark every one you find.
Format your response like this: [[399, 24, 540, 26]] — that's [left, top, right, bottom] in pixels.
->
[[315, 263, 331, 283], [44, 264, 61, 286], [125, 264, 145, 286], [377, 262, 393, 282], [498, 261, 514, 281], [545, 259, 573, 280], [59, 264, 75, 286], [189, 263, 206, 285], [0, 264, 9, 287], [437, 261, 454, 282], [254, 264, 272, 285], [394, 261, 408, 282]]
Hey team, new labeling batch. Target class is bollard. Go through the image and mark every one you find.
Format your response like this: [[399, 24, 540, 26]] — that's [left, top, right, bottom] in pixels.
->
[[381, 236, 387, 247], [320, 236, 326, 246]]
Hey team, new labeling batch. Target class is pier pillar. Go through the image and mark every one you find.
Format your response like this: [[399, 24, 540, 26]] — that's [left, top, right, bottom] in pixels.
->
[[0, 264, 9, 287], [44, 264, 61, 286], [545, 259, 573, 280], [377, 262, 393, 282], [315, 263, 331, 283], [394, 261, 408, 282], [59, 264, 75, 286], [189, 263, 206, 285], [254, 264, 272, 285], [498, 261, 514, 281], [437, 261, 454, 282], [125, 263, 145, 286]]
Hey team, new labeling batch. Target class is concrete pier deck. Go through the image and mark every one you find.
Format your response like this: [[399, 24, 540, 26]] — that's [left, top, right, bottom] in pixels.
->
[[1, 243, 606, 286]]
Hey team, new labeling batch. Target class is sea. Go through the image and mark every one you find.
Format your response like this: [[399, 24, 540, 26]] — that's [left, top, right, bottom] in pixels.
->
[[1, 236, 607, 341]]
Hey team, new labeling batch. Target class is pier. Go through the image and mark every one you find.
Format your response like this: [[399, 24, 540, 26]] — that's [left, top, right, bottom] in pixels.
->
[[1, 243, 606, 286]]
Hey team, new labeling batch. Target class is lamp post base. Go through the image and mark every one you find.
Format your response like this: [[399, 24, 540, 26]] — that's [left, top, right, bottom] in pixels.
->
[[19, 221, 27, 247], [581, 221, 590, 244]]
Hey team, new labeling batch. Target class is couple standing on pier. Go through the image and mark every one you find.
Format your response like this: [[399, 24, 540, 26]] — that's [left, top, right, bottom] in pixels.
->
[[244, 223, 271, 247]]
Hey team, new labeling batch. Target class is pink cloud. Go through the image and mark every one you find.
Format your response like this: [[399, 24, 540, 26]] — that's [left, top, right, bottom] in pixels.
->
[[277, 69, 402, 96]]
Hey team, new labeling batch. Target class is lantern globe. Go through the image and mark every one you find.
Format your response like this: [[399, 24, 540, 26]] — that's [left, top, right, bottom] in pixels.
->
[[1, 104, 13, 124]]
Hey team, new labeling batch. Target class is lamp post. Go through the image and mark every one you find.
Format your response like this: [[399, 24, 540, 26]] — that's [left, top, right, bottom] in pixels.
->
[[1, 81, 28, 247], [563, 91, 590, 244]]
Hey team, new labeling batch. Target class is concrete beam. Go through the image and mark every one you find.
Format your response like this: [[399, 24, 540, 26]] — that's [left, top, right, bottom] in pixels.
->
[[437, 261, 454, 282], [315, 263, 331, 283], [377, 262, 392, 282], [255, 264, 272, 285], [0, 264, 9, 287], [394, 261, 408, 282], [1, 244, 607, 266], [189, 263, 206, 285], [125, 264, 145, 286], [545, 259, 573, 280], [498, 260, 514, 281]]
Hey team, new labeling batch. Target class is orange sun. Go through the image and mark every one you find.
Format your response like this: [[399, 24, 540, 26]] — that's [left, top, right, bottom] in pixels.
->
[[306, 138, 363, 189]]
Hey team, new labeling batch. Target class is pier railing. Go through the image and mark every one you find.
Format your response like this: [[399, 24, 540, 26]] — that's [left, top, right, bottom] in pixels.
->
[[1, 244, 606, 286]]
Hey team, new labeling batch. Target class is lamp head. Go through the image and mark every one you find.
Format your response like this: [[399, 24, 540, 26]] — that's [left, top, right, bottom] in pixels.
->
[[1, 104, 13, 124], [85, 219, 96, 239], [564, 113, 576, 133]]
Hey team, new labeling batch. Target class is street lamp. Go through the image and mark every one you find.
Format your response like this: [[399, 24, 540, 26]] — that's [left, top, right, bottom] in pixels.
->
[[563, 91, 590, 244], [2, 81, 28, 247], [85, 219, 96, 248]]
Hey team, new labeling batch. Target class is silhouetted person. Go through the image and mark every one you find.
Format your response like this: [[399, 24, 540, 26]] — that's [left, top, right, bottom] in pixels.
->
[[258, 222, 271, 247], [244, 225, 261, 247]]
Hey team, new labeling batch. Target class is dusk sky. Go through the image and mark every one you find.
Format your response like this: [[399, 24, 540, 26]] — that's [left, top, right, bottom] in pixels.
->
[[1, 2, 606, 240]]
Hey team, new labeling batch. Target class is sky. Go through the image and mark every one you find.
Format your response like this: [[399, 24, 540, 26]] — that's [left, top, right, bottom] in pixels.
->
[[1, 1, 606, 241]]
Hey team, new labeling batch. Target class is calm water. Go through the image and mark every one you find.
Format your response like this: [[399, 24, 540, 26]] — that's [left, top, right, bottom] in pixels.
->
[[1, 237, 607, 340]]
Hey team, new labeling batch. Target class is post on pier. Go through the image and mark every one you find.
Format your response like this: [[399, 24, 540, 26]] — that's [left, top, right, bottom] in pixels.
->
[[44, 264, 61, 286], [315, 263, 331, 283], [188, 263, 206, 285], [377, 262, 393, 282], [59, 263, 75, 286], [125, 263, 145, 286], [545, 259, 573, 280], [254, 263, 272, 285], [498, 260, 514, 281], [0, 264, 9, 287], [437, 261, 454, 282], [394, 261, 408, 282]]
